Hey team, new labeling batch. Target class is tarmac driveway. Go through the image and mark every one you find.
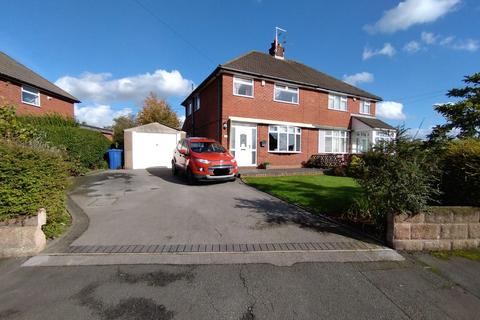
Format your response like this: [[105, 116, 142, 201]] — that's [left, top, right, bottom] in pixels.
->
[[34, 168, 403, 265]]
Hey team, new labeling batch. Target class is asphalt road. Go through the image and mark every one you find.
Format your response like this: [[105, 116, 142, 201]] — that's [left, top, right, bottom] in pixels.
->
[[1, 255, 480, 320]]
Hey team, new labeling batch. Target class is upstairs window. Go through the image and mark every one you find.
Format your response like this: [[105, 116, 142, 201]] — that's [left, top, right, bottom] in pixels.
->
[[328, 94, 348, 111], [269, 125, 301, 152], [274, 84, 299, 104], [194, 96, 200, 111], [186, 101, 192, 116], [21, 85, 40, 106], [233, 76, 254, 97], [360, 100, 371, 114]]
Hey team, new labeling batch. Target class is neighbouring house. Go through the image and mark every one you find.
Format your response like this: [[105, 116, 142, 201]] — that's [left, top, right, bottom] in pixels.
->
[[182, 41, 395, 168], [0, 51, 79, 117], [79, 124, 114, 141]]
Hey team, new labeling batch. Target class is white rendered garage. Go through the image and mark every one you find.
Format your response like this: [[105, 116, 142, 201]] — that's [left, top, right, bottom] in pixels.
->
[[124, 122, 185, 169]]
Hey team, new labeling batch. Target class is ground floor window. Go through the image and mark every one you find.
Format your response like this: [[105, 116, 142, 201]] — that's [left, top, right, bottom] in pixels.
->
[[268, 125, 301, 152], [355, 131, 370, 153], [324, 130, 348, 153], [375, 130, 395, 144]]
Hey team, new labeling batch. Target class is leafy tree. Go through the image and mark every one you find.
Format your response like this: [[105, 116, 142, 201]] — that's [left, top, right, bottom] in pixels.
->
[[112, 114, 136, 148], [136, 92, 180, 129], [429, 72, 480, 140]]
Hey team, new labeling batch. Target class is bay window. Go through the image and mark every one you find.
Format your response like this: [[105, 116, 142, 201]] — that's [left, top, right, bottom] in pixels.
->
[[269, 125, 301, 152], [324, 130, 348, 153], [328, 94, 348, 111], [274, 84, 299, 104]]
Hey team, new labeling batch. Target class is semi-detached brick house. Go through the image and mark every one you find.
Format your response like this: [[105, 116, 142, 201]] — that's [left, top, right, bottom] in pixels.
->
[[0, 51, 79, 118], [182, 41, 395, 168]]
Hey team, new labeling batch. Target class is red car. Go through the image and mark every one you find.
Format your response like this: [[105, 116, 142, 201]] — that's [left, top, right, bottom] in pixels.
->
[[172, 137, 238, 184]]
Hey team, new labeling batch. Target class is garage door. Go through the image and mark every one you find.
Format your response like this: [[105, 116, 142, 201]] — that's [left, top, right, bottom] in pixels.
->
[[132, 132, 178, 169]]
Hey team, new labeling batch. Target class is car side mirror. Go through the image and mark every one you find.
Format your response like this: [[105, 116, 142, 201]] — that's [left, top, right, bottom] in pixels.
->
[[179, 149, 188, 155]]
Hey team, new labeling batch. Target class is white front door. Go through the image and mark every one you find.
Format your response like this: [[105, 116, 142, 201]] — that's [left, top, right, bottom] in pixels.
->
[[231, 122, 257, 167]]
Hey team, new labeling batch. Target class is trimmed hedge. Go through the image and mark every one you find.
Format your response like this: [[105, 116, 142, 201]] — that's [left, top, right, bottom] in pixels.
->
[[0, 140, 71, 238], [440, 139, 480, 206]]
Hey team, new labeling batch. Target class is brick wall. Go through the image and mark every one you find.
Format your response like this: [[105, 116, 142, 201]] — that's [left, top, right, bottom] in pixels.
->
[[387, 207, 480, 251], [0, 78, 74, 118]]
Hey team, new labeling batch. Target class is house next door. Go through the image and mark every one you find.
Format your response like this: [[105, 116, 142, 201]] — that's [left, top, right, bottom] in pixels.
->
[[230, 122, 257, 167]]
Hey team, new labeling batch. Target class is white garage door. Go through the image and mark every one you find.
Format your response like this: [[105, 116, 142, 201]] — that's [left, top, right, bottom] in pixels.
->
[[132, 132, 178, 169]]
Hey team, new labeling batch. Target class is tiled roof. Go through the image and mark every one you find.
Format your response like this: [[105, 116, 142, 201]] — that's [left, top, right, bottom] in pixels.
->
[[0, 51, 80, 102], [352, 116, 396, 130], [124, 122, 181, 133], [220, 51, 382, 100]]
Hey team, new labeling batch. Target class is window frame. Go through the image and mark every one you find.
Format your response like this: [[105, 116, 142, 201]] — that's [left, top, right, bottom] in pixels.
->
[[273, 83, 299, 105], [21, 85, 41, 107], [360, 100, 371, 115], [233, 76, 254, 98], [268, 125, 301, 153], [186, 101, 192, 116], [324, 130, 348, 154], [328, 94, 348, 112], [194, 95, 200, 111]]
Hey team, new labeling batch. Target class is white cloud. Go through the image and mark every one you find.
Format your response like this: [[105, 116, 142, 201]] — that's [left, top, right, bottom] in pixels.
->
[[406, 127, 433, 139], [56, 69, 193, 104], [403, 41, 422, 53], [365, 0, 460, 34], [376, 101, 407, 120], [343, 72, 374, 86], [74, 105, 133, 128], [421, 31, 438, 44], [451, 39, 479, 51], [363, 43, 396, 60], [419, 32, 479, 52]]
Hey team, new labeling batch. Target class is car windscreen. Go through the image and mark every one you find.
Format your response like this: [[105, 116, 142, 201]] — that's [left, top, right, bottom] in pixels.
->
[[190, 142, 225, 153]]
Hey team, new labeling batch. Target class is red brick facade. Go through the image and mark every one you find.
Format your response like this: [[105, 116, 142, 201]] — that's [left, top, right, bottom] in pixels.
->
[[0, 78, 74, 118], [183, 72, 378, 168]]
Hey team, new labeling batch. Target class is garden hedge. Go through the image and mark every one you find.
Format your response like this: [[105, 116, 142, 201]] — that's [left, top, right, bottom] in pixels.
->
[[0, 140, 71, 238]]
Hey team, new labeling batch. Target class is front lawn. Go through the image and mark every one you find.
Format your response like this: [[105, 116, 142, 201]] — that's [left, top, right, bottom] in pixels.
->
[[243, 175, 362, 216]]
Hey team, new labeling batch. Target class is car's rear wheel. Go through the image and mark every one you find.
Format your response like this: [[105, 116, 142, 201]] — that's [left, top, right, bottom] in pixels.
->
[[186, 167, 196, 185]]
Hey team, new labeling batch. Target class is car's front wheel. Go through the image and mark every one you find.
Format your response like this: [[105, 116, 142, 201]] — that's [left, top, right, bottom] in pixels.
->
[[186, 167, 196, 185], [171, 162, 178, 176]]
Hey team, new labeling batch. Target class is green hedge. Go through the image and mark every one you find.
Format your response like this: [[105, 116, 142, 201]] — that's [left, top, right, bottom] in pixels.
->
[[0, 140, 71, 238], [440, 139, 480, 206]]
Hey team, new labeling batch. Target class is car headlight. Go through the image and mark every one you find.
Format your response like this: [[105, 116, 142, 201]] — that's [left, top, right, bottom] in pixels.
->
[[196, 158, 210, 164]]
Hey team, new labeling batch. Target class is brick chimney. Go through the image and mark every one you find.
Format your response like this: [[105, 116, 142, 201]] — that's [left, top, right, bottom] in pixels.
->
[[269, 39, 284, 59]]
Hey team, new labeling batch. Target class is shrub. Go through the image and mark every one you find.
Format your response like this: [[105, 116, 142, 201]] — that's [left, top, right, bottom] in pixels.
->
[[350, 133, 440, 225], [38, 126, 110, 174], [0, 104, 38, 142], [347, 155, 364, 178], [0, 140, 70, 238], [440, 138, 480, 206]]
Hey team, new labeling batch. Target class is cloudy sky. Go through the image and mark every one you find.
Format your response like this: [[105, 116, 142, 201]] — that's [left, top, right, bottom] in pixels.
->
[[1, 0, 478, 136]]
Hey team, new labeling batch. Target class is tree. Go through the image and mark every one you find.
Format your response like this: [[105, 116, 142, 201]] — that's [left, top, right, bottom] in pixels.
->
[[429, 72, 480, 140], [112, 114, 136, 148], [136, 93, 180, 129]]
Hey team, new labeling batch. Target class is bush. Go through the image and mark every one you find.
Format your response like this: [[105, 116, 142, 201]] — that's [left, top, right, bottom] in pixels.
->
[[0, 140, 70, 238], [440, 139, 480, 206], [350, 134, 440, 225], [38, 126, 110, 174]]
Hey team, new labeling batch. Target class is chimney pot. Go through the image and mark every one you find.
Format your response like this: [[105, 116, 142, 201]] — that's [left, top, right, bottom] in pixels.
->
[[269, 39, 284, 59]]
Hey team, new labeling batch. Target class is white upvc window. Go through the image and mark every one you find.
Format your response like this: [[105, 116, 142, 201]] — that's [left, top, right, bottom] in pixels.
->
[[233, 76, 254, 97], [360, 100, 371, 114], [324, 130, 348, 153], [355, 131, 370, 153], [328, 94, 348, 111], [268, 125, 301, 153], [374, 130, 395, 144], [194, 95, 200, 111], [274, 84, 299, 104], [21, 85, 40, 106], [186, 101, 192, 116]]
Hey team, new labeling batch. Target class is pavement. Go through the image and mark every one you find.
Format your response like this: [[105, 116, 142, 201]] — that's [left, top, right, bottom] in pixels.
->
[[2, 169, 480, 319], [26, 168, 401, 266]]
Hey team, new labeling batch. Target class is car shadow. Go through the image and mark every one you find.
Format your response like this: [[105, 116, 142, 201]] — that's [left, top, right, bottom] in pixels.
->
[[145, 167, 232, 186], [234, 196, 380, 244]]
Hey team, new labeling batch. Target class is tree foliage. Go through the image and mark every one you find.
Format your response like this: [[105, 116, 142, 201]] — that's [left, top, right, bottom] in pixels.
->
[[429, 72, 480, 140], [136, 93, 180, 129], [112, 114, 136, 148]]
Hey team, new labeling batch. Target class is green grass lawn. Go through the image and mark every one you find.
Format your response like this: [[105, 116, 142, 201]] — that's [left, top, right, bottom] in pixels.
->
[[243, 175, 362, 216]]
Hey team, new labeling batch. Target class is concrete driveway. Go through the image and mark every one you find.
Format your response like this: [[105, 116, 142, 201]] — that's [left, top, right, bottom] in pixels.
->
[[26, 168, 402, 266]]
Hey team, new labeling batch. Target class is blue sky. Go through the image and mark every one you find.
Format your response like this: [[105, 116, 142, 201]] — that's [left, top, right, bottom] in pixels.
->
[[1, 0, 478, 136]]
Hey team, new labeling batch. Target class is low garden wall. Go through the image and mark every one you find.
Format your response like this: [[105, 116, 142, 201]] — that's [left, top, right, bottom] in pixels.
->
[[387, 207, 480, 251], [0, 208, 47, 257]]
